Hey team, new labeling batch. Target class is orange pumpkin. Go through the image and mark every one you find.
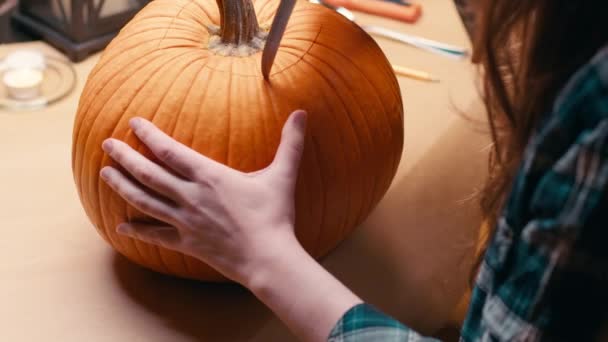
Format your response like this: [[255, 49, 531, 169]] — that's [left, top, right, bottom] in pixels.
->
[[72, 0, 404, 281]]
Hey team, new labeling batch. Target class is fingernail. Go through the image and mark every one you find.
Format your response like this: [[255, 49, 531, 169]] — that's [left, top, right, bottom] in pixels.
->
[[116, 223, 128, 234], [130, 117, 142, 130], [102, 139, 113, 153], [100, 167, 111, 181], [294, 110, 308, 128]]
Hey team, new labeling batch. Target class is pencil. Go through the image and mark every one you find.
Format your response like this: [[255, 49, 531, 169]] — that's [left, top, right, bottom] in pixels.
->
[[392, 64, 440, 83]]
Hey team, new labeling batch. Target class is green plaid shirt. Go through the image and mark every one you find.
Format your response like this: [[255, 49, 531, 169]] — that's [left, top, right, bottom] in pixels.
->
[[329, 45, 608, 342]]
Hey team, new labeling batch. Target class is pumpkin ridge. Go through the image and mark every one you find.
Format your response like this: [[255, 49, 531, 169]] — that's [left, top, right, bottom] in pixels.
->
[[165, 59, 211, 161], [173, 3, 217, 28], [285, 56, 351, 254], [160, 58, 212, 278], [114, 21, 209, 39], [255, 0, 277, 23], [268, 58, 324, 254], [154, 21, 209, 36], [189, 3, 217, 26], [90, 49, 201, 258], [77, 46, 194, 133], [81, 39, 193, 95], [74, 43, 161, 141], [120, 17, 207, 34], [268, 26, 322, 78], [77, 49, 196, 239], [156, 0, 197, 50], [175, 57, 216, 277], [124, 51, 204, 273], [301, 12, 395, 87], [260, 56, 308, 247], [304, 41, 394, 222], [309, 35, 400, 200], [258, 60, 282, 168], [80, 48, 200, 194], [282, 9, 334, 23], [190, 67, 224, 166], [270, 53, 344, 251], [223, 59, 232, 166], [292, 42, 376, 228], [295, 56, 360, 246], [244, 59, 265, 169], [280, 27, 325, 38], [122, 22, 211, 44]]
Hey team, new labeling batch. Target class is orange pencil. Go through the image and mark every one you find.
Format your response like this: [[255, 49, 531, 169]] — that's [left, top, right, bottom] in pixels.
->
[[323, 0, 422, 23]]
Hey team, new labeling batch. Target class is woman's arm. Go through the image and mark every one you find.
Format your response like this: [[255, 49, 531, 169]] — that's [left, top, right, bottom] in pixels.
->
[[247, 234, 363, 342], [99, 110, 433, 341]]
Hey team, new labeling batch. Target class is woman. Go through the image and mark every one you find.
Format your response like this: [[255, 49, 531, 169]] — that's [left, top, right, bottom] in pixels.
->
[[98, 0, 608, 340]]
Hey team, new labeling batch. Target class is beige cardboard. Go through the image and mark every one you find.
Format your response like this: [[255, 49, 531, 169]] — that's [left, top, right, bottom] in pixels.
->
[[0, 1, 489, 340]]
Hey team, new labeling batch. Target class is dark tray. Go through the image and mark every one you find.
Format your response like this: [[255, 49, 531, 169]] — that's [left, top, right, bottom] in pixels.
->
[[0, 0, 34, 43], [0, 0, 18, 43]]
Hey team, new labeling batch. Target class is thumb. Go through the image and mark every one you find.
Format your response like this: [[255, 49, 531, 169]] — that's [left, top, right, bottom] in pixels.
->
[[272, 110, 308, 177]]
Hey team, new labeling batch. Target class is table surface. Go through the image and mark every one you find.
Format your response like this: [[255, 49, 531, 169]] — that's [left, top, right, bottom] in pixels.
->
[[0, 1, 490, 341]]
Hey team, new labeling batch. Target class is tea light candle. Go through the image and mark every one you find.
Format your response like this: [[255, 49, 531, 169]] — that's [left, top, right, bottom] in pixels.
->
[[3, 68, 44, 100], [3, 50, 47, 71]]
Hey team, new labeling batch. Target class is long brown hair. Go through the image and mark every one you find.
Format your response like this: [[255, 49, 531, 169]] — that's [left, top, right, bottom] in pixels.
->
[[470, 0, 608, 279]]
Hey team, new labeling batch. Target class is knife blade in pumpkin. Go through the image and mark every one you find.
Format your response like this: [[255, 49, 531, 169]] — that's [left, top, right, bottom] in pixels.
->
[[261, 0, 297, 79]]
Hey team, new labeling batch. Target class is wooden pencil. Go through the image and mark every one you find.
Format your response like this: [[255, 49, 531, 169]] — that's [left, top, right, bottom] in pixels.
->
[[392, 64, 440, 82]]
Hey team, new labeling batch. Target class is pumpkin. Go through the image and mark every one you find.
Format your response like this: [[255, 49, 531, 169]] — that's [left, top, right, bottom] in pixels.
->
[[71, 0, 404, 281]]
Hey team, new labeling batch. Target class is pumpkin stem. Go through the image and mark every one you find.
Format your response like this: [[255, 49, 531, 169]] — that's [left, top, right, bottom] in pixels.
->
[[209, 0, 268, 56], [218, 0, 259, 44]]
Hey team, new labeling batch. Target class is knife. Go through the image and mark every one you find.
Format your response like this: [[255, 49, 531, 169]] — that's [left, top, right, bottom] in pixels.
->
[[261, 0, 297, 79]]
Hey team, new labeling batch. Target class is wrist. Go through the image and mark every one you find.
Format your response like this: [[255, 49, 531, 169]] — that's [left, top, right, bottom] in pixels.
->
[[241, 231, 363, 342], [241, 228, 305, 291]]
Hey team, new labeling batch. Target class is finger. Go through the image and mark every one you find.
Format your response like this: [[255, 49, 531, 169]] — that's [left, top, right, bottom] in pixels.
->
[[102, 138, 189, 203], [129, 117, 224, 181], [272, 110, 308, 177], [100, 166, 178, 225], [117, 223, 181, 250]]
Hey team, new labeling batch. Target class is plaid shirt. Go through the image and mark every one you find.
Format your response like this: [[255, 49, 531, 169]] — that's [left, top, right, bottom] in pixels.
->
[[329, 45, 608, 342]]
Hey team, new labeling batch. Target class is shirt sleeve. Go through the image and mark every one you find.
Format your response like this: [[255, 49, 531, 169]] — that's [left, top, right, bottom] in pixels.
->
[[327, 303, 441, 342], [462, 45, 608, 342]]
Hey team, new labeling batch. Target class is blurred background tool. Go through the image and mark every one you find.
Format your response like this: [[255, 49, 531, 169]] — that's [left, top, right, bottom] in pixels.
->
[[311, 1, 469, 59], [392, 64, 440, 83], [363, 25, 469, 59], [321, 0, 422, 23]]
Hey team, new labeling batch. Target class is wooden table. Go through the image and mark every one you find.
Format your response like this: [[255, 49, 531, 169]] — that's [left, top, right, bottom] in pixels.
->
[[0, 1, 489, 340]]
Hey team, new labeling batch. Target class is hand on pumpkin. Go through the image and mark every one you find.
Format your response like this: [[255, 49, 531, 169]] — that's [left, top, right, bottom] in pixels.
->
[[99, 110, 307, 285], [100, 109, 362, 342]]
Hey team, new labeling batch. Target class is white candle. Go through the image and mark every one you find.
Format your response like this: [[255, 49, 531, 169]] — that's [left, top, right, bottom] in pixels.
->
[[3, 50, 46, 70], [3, 68, 44, 100]]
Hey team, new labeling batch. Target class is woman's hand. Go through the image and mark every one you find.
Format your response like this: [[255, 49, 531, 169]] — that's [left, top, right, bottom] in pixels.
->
[[100, 110, 308, 286], [100, 109, 362, 342]]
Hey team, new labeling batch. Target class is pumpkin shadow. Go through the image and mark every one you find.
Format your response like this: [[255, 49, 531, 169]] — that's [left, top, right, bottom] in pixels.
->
[[112, 253, 273, 342]]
